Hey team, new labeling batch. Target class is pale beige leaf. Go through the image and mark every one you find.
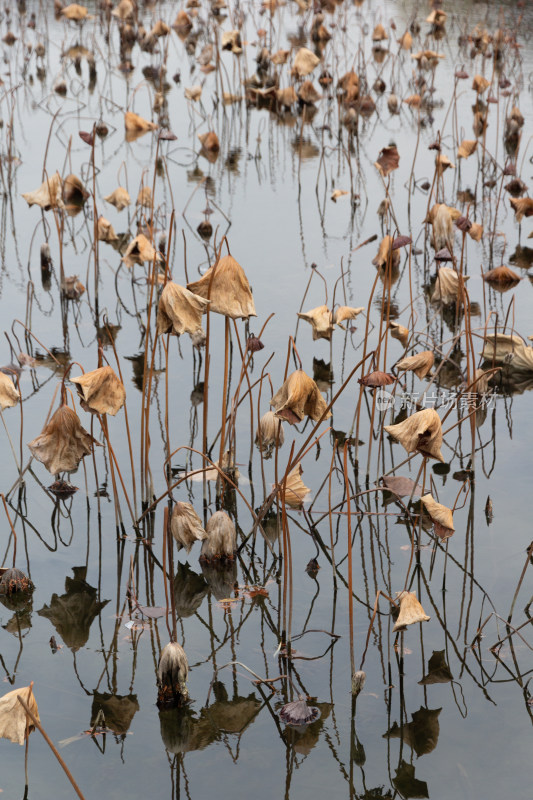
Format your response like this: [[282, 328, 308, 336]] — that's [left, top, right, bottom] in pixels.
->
[[187, 255, 256, 319], [0, 685, 40, 745], [393, 592, 430, 632], [271, 370, 331, 425], [71, 366, 126, 416], [157, 282, 209, 336], [385, 408, 444, 462], [170, 502, 207, 553], [0, 372, 20, 411], [297, 305, 333, 340]]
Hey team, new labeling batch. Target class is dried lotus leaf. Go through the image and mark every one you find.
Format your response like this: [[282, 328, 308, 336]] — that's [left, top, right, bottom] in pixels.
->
[[297, 305, 333, 341], [187, 255, 256, 320], [0, 685, 40, 745], [28, 404, 98, 474], [393, 591, 430, 632], [270, 370, 331, 425], [385, 408, 444, 461], [71, 366, 126, 416], [157, 282, 209, 336], [0, 372, 20, 410], [395, 351, 434, 379]]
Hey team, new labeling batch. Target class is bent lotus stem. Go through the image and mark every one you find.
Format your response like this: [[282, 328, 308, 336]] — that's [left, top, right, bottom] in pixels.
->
[[1, 493, 17, 568]]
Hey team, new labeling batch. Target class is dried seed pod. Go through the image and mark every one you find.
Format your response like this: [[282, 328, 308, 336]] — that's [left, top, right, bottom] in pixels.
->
[[351, 671, 366, 697], [358, 371, 395, 387], [0, 568, 34, 596], [170, 502, 207, 553]]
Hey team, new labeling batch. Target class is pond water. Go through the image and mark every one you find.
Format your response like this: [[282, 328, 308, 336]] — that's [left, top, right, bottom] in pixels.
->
[[0, 0, 532, 798]]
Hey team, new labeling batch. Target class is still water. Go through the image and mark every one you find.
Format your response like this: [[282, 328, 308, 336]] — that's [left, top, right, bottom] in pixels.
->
[[0, 0, 532, 798]]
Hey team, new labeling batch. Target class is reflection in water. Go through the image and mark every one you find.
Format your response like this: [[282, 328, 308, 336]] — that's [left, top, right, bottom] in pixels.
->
[[200, 560, 238, 601], [282, 702, 332, 756], [90, 693, 139, 737], [173, 563, 209, 618], [383, 707, 441, 757], [392, 761, 429, 799], [38, 567, 109, 651]]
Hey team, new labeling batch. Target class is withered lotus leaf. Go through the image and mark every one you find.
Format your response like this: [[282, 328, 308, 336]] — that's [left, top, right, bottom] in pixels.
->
[[150, 20, 170, 37], [157, 282, 210, 336], [276, 87, 297, 107], [28, 404, 98, 473], [481, 333, 533, 371], [282, 463, 311, 508], [457, 139, 477, 159], [431, 267, 465, 304], [111, 0, 134, 20], [97, 216, 118, 242], [71, 366, 126, 415], [221, 30, 242, 54], [393, 591, 430, 632], [0, 372, 20, 410], [187, 255, 256, 320], [0, 686, 40, 745], [421, 493, 455, 539], [185, 85, 202, 101], [271, 370, 331, 425], [483, 265, 521, 288], [104, 187, 131, 211], [395, 350, 434, 379], [136, 186, 152, 207], [333, 306, 364, 325], [358, 371, 395, 387], [292, 47, 320, 78], [62, 173, 89, 206], [124, 111, 158, 135], [509, 197, 533, 223], [468, 222, 483, 241], [389, 321, 409, 346], [374, 145, 399, 177], [435, 154, 455, 175], [472, 74, 490, 94], [297, 305, 333, 341], [398, 31, 412, 50], [474, 368, 490, 394], [385, 408, 444, 461], [173, 10, 192, 35], [372, 235, 400, 269], [372, 23, 387, 41], [60, 4, 89, 20], [201, 511, 236, 560], [170, 502, 207, 553], [22, 172, 64, 210], [122, 234, 161, 267], [198, 131, 220, 153]]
